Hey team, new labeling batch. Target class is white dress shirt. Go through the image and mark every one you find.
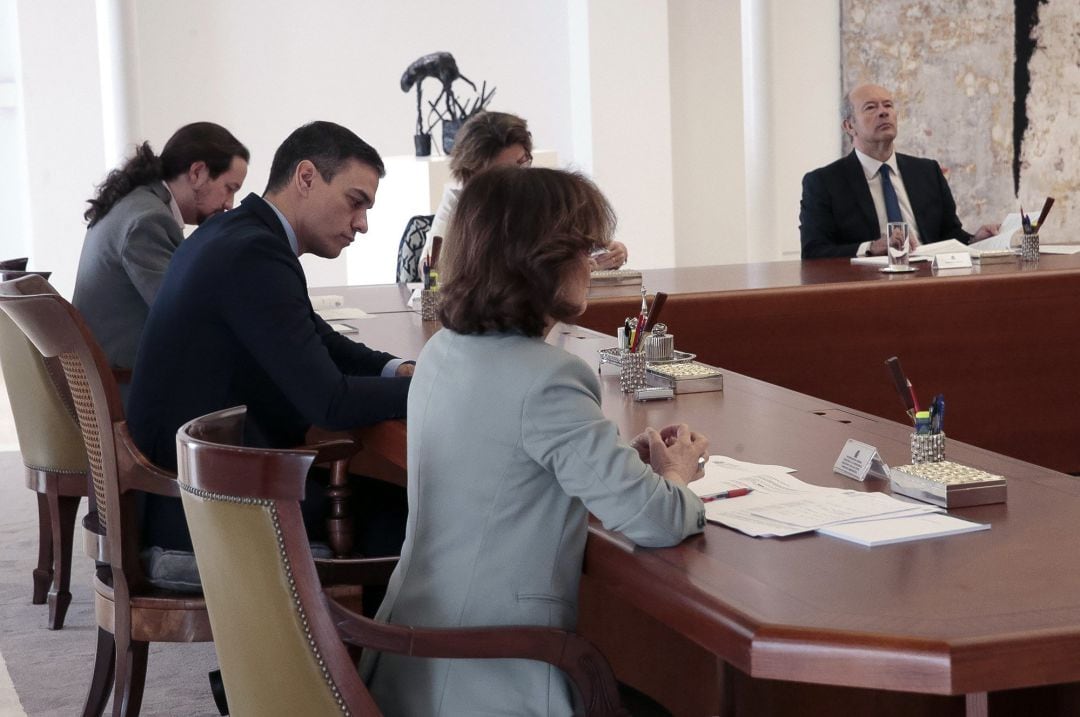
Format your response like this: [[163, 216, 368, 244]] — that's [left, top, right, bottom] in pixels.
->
[[854, 149, 920, 256]]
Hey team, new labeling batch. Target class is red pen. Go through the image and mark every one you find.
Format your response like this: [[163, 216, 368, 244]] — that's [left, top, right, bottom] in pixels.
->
[[700, 487, 753, 503]]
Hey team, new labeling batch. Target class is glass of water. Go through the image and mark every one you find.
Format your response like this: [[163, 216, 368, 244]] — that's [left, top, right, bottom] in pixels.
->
[[886, 222, 911, 270]]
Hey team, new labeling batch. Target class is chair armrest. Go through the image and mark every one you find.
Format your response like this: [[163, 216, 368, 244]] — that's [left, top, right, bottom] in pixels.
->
[[114, 421, 178, 497], [327, 599, 628, 717], [301, 438, 360, 466], [315, 556, 398, 587]]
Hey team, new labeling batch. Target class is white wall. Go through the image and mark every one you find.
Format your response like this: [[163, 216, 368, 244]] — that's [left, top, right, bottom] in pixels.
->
[[12, 0, 106, 289], [130, 0, 575, 288], [669, 0, 748, 266], [578, 0, 676, 269], [0, 0, 28, 263], [7, 0, 844, 295]]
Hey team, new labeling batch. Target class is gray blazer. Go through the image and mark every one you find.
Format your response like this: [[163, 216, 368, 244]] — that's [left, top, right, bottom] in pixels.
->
[[364, 329, 705, 716], [73, 182, 183, 371]]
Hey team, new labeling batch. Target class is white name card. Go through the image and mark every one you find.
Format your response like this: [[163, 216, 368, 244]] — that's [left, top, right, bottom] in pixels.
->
[[933, 252, 973, 270], [834, 439, 890, 482]]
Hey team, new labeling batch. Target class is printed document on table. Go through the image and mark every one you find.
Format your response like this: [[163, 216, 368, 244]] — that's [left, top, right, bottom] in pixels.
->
[[316, 307, 372, 321], [911, 239, 972, 257], [309, 294, 344, 310], [693, 456, 940, 538], [819, 513, 989, 547], [1040, 244, 1080, 255], [969, 213, 1022, 252]]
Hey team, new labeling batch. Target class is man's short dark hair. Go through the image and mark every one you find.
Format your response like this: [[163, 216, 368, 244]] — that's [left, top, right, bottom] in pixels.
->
[[264, 121, 386, 194], [438, 167, 615, 337], [85, 122, 249, 226]]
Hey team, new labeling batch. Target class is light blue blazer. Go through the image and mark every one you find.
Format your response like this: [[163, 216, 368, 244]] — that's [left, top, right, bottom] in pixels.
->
[[364, 329, 705, 716]]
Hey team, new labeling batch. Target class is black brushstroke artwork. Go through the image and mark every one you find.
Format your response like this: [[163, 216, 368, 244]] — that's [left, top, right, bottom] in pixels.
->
[[1014, 0, 1048, 195]]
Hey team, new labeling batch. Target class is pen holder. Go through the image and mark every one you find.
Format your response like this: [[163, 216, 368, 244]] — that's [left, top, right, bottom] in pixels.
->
[[619, 350, 647, 393], [910, 432, 946, 464], [420, 289, 439, 321], [1020, 233, 1039, 263]]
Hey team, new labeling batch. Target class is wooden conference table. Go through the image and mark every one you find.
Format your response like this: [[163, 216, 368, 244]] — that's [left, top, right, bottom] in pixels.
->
[[577, 255, 1080, 475], [326, 296, 1080, 717]]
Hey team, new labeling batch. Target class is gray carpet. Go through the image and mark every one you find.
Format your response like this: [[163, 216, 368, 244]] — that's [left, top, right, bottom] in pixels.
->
[[0, 451, 220, 716]]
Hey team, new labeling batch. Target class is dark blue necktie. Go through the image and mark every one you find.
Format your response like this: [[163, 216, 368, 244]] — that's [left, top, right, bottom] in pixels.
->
[[879, 164, 903, 223]]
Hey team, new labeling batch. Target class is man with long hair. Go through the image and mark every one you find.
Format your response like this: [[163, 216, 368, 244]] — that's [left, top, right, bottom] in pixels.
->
[[73, 122, 249, 375]]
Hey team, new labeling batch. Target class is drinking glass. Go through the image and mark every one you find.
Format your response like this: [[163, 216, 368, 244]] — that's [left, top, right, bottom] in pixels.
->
[[886, 222, 911, 270]]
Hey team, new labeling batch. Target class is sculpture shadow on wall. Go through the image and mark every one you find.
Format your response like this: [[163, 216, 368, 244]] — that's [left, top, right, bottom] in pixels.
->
[[400, 51, 496, 156]]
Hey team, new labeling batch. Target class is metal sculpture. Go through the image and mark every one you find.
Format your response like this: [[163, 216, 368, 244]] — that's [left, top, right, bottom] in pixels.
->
[[401, 51, 495, 156]]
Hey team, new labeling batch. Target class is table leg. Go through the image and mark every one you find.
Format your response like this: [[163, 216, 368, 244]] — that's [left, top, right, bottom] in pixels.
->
[[717, 659, 736, 717], [325, 459, 353, 557], [965, 692, 987, 717]]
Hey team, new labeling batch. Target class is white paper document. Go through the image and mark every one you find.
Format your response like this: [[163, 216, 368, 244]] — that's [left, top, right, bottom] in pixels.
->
[[695, 456, 941, 538], [911, 239, 972, 257], [818, 513, 989, 547], [850, 255, 930, 267], [969, 213, 1022, 252], [1039, 244, 1080, 255], [316, 307, 372, 321], [309, 294, 344, 311]]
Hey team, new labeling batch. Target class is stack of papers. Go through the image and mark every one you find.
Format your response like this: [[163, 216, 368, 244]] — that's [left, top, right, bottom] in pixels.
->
[[692, 457, 988, 545]]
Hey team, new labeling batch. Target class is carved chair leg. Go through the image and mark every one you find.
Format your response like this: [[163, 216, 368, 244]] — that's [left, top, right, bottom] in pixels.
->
[[32, 491, 53, 604], [47, 490, 80, 629], [113, 635, 148, 717], [82, 627, 115, 717], [325, 460, 354, 557]]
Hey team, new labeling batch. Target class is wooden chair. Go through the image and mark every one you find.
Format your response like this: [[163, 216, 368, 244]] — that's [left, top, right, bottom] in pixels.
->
[[0, 257, 28, 271], [176, 404, 630, 717], [0, 289, 88, 630], [0, 269, 52, 281], [0, 275, 373, 715], [0, 274, 210, 716]]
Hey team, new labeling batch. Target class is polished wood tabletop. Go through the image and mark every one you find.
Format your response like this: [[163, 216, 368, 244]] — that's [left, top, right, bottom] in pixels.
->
[[345, 309, 1080, 716], [579, 255, 1080, 474]]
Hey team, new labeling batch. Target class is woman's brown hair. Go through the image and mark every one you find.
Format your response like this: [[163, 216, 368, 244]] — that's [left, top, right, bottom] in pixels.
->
[[448, 111, 532, 184], [438, 167, 616, 337]]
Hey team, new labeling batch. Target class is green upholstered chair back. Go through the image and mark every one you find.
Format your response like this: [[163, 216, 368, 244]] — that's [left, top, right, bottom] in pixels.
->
[[0, 274, 144, 583], [0, 307, 88, 474], [177, 406, 380, 716]]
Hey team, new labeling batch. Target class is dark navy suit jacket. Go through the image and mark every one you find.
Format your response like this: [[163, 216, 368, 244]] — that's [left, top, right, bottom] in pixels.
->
[[127, 193, 410, 549], [799, 151, 970, 259]]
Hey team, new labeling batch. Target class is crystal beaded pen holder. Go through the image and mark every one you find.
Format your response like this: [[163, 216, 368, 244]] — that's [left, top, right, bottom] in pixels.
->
[[420, 289, 439, 321], [909, 431, 946, 464], [619, 350, 647, 392], [1021, 232, 1040, 263]]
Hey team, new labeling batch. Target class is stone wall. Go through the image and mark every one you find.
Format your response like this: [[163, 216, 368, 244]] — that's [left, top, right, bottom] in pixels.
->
[[841, 0, 1076, 239]]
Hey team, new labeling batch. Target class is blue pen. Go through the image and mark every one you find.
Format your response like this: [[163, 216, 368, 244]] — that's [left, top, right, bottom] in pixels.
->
[[933, 394, 945, 434]]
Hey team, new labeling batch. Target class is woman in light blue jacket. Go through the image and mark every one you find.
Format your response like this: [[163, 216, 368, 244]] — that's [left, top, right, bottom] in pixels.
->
[[364, 167, 708, 716]]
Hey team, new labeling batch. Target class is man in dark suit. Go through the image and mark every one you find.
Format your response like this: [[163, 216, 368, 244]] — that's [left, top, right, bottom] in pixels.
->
[[800, 83, 998, 259], [127, 121, 413, 557]]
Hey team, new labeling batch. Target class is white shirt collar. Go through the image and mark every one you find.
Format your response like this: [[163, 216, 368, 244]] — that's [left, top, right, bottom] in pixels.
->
[[854, 148, 899, 180]]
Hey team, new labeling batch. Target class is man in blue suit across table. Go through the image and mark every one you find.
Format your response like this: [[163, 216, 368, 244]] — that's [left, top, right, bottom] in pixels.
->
[[127, 121, 413, 568], [799, 83, 998, 259]]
